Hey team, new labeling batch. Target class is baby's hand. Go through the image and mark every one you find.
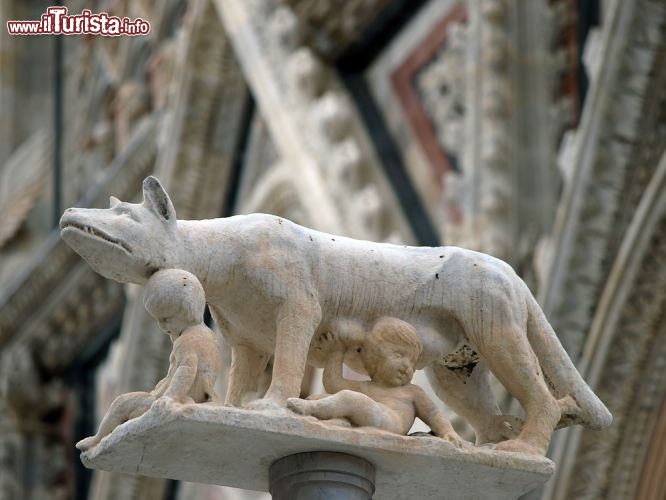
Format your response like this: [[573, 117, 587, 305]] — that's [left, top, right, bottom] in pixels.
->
[[312, 331, 345, 354], [150, 378, 168, 397], [440, 430, 466, 448], [164, 393, 196, 405], [151, 394, 195, 413]]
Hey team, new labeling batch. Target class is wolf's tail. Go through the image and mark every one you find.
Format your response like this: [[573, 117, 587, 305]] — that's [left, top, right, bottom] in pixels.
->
[[524, 285, 612, 430]]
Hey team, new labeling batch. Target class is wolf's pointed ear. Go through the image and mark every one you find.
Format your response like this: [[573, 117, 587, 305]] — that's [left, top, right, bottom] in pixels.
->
[[109, 195, 121, 208], [143, 176, 177, 224]]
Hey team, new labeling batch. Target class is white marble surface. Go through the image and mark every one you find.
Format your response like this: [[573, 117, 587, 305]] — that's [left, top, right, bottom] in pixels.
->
[[80, 400, 554, 500]]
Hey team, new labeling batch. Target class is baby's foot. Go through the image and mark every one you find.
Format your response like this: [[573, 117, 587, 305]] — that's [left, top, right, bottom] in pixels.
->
[[286, 397, 312, 415]]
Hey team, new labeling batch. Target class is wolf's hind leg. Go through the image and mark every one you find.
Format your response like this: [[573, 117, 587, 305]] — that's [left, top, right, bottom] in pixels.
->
[[425, 361, 512, 444], [478, 323, 560, 456]]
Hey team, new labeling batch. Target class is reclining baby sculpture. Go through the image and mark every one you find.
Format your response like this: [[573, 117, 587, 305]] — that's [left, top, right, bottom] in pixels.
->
[[287, 318, 465, 447], [60, 176, 611, 456]]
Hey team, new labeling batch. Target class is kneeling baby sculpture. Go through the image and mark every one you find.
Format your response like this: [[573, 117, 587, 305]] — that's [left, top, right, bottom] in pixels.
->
[[76, 269, 221, 451], [61, 176, 611, 457], [288, 318, 464, 446]]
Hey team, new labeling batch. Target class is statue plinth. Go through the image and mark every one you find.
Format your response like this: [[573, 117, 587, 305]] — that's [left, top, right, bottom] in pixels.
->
[[80, 399, 554, 499]]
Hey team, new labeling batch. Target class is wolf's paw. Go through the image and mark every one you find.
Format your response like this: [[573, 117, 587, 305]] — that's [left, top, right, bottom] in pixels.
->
[[244, 396, 286, 412], [496, 414, 524, 439], [495, 438, 544, 457], [475, 414, 524, 444]]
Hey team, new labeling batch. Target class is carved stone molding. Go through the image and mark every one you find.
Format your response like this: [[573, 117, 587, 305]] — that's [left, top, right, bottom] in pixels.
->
[[531, 4, 666, 498], [38, 265, 126, 373], [280, 0, 393, 61], [214, 0, 413, 243], [545, 97, 666, 500], [0, 115, 157, 498], [511, 0, 579, 286], [0, 130, 52, 249], [459, 0, 516, 260], [235, 114, 280, 206], [557, 212, 666, 500], [538, 0, 666, 359], [609, 318, 666, 500], [239, 162, 310, 226], [391, 3, 467, 177], [0, 118, 157, 348], [154, 0, 248, 220], [0, 399, 22, 499], [0, 264, 128, 500], [0, 112, 156, 495], [0, 265, 125, 497], [636, 388, 666, 500]]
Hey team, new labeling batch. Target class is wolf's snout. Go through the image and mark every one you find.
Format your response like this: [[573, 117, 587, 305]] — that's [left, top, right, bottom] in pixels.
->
[[59, 208, 75, 229]]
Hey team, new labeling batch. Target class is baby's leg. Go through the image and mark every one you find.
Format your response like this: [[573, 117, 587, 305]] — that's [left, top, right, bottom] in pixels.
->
[[199, 372, 220, 403], [76, 392, 155, 451], [288, 390, 399, 432]]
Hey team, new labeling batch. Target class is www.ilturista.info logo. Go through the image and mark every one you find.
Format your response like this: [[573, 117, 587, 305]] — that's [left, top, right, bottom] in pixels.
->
[[7, 6, 150, 36]]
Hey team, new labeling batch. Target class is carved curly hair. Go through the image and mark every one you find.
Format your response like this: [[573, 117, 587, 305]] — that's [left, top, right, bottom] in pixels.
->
[[360, 317, 422, 371]]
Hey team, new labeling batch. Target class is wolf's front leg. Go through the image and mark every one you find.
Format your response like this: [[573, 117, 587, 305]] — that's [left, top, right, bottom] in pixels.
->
[[225, 344, 270, 407], [249, 298, 322, 410]]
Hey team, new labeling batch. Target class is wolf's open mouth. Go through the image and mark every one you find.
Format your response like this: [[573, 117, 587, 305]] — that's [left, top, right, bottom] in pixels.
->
[[62, 222, 132, 254]]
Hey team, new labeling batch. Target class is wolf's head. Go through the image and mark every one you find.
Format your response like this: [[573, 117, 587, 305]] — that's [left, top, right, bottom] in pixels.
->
[[60, 176, 181, 284]]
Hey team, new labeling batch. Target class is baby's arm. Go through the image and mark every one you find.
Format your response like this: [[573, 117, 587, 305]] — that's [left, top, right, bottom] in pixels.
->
[[412, 386, 464, 446], [151, 357, 175, 397], [162, 350, 197, 403], [319, 334, 364, 394]]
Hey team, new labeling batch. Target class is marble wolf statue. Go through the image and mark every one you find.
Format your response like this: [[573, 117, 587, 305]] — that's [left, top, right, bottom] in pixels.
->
[[60, 176, 611, 456]]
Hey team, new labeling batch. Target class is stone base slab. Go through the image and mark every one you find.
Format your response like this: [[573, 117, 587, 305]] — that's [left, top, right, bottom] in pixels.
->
[[80, 400, 554, 499]]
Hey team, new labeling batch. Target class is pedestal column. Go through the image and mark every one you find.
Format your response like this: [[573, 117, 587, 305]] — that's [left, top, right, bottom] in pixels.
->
[[269, 451, 375, 499]]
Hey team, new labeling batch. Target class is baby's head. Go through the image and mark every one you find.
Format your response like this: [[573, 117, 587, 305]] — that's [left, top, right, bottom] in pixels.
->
[[361, 317, 422, 381], [143, 269, 206, 334]]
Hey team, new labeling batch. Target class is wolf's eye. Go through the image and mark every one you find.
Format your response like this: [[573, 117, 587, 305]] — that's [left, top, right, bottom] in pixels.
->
[[122, 208, 138, 221]]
